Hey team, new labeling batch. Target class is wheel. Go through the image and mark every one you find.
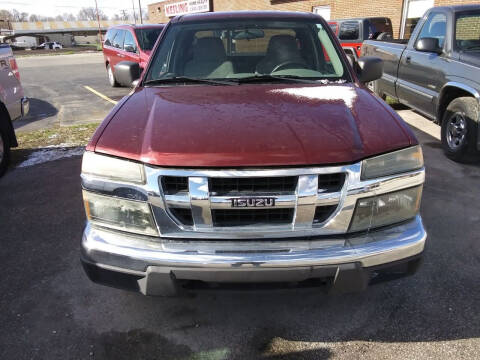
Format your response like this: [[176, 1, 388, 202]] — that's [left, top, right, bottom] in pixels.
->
[[107, 64, 119, 87], [0, 128, 10, 177], [441, 97, 480, 163]]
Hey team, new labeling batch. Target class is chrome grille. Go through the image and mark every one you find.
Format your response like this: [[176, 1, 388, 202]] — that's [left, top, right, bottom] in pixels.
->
[[209, 176, 297, 195], [82, 161, 426, 240], [161, 176, 188, 194], [212, 208, 294, 227]]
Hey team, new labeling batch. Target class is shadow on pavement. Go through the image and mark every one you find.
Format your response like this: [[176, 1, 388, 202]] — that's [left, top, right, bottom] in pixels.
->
[[13, 98, 58, 130]]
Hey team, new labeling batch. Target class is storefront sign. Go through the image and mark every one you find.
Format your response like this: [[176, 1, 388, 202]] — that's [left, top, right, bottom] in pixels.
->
[[165, 0, 210, 17]]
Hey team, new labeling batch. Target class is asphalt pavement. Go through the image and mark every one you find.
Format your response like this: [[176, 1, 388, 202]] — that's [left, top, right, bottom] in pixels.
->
[[1, 54, 479, 359], [13, 53, 128, 132]]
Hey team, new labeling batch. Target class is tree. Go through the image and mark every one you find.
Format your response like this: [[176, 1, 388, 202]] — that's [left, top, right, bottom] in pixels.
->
[[0, 9, 13, 21], [29, 14, 38, 22], [77, 7, 107, 21]]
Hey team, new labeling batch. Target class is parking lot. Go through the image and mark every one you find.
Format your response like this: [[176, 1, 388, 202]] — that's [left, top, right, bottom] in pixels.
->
[[1, 52, 480, 359]]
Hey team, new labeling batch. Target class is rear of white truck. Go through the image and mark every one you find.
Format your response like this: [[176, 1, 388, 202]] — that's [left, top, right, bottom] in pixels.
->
[[0, 44, 29, 176]]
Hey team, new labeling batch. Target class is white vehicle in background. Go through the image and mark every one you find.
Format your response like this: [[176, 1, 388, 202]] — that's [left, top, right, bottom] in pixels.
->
[[0, 44, 29, 177], [39, 42, 63, 50]]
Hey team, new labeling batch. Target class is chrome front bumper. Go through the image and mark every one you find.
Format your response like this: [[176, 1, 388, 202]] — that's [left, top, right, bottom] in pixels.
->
[[81, 215, 426, 295]]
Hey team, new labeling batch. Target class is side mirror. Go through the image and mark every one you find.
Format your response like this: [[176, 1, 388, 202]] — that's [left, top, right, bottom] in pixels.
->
[[416, 37, 442, 54], [356, 56, 383, 83], [124, 44, 136, 53], [115, 61, 140, 87]]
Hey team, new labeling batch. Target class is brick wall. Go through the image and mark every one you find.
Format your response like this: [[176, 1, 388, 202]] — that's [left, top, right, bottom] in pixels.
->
[[148, 0, 475, 38]]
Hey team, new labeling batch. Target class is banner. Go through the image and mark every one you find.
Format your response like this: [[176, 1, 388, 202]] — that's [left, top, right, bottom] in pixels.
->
[[165, 0, 210, 17]]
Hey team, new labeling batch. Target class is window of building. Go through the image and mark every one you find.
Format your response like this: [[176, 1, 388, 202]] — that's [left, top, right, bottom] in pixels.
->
[[401, 0, 434, 39], [338, 21, 360, 41], [313, 6, 331, 21]]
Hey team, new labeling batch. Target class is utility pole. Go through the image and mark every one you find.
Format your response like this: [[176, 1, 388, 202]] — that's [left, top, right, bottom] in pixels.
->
[[94, 0, 103, 43], [132, 0, 137, 24], [138, 0, 143, 24]]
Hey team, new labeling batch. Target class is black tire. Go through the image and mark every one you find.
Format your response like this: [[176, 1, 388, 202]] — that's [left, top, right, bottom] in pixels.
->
[[0, 128, 10, 178], [441, 97, 480, 163], [107, 64, 120, 87]]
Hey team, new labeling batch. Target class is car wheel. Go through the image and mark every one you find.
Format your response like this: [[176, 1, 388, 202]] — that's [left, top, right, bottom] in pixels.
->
[[0, 128, 10, 177], [107, 64, 119, 87], [441, 97, 480, 163]]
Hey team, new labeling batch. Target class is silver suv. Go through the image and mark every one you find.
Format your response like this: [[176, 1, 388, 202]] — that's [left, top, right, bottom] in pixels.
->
[[0, 44, 29, 176]]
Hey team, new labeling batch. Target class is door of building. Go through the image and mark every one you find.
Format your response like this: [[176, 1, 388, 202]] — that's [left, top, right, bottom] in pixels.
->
[[401, 0, 434, 39], [313, 6, 331, 21]]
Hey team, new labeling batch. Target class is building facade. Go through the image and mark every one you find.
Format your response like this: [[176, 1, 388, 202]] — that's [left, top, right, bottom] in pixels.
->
[[148, 0, 474, 38]]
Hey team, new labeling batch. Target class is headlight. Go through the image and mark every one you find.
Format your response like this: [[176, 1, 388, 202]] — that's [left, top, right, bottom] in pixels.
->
[[83, 191, 158, 236], [81, 151, 145, 184], [361, 146, 423, 180], [349, 186, 422, 232]]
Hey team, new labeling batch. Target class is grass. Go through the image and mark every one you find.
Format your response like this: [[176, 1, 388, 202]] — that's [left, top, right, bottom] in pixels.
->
[[16, 123, 100, 149], [385, 96, 399, 105]]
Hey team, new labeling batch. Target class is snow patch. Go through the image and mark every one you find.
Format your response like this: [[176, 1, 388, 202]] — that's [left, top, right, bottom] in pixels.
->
[[271, 85, 357, 108], [18, 146, 84, 168]]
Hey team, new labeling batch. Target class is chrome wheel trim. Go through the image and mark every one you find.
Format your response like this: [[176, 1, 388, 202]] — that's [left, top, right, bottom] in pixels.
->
[[446, 113, 467, 150], [0, 135, 4, 164]]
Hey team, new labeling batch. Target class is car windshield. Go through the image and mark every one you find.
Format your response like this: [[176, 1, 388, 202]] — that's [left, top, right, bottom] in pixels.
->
[[135, 27, 164, 51], [145, 19, 349, 84], [455, 11, 480, 51]]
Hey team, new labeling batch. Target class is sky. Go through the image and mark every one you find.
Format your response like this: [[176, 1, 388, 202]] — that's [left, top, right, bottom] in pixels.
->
[[1, 0, 161, 18]]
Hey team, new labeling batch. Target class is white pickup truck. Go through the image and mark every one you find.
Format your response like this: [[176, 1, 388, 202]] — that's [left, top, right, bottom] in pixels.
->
[[0, 44, 29, 176]]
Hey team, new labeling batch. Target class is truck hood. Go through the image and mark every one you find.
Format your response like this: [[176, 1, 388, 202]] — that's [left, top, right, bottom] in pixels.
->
[[94, 83, 416, 167]]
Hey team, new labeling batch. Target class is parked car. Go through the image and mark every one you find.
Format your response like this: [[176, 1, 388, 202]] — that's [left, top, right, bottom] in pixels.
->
[[81, 11, 426, 296], [362, 5, 480, 162], [0, 44, 29, 176], [328, 17, 393, 59], [38, 42, 63, 50], [102, 24, 165, 87]]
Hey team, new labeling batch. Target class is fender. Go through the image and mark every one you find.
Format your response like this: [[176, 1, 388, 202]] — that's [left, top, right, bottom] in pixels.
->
[[438, 82, 480, 150]]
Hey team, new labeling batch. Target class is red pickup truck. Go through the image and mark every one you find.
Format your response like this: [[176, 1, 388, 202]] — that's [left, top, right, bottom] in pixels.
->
[[81, 11, 426, 296], [103, 24, 164, 87]]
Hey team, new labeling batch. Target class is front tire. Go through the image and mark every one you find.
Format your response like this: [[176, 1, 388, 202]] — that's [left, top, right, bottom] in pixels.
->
[[441, 97, 480, 163], [0, 128, 10, 177], [107, 64, 119, 87]]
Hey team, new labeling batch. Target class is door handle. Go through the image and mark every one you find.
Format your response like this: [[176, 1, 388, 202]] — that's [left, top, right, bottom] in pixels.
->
[[405, 56, 411, 64], [116, 53, 125, 58]]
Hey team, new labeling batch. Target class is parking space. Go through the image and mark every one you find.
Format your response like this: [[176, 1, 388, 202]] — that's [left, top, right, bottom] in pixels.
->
[[13, 53, 129, 132], [1, 53, 479, 359]]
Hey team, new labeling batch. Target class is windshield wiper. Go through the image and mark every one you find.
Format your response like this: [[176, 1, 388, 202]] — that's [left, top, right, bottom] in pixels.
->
[[143, 76, 238, 86], [234, 74, 329, 84]]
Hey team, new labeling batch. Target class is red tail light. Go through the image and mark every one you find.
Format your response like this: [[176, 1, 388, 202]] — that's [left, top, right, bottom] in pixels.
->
[[9, 58, 20, 81]]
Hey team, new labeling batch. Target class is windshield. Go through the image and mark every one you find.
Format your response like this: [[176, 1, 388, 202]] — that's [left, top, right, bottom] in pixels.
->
[[145, 19, 349, 84], [455, 12, 480, 51], [135, 27, 164, 51]]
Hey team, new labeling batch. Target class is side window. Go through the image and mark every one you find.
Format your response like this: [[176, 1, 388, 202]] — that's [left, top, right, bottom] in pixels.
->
[[112, 30, 126, 49], [104, 29, 117, 47], [339, 21, 360, 40], [124, 31, 137, 53], [416, 12, 447, 48]]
